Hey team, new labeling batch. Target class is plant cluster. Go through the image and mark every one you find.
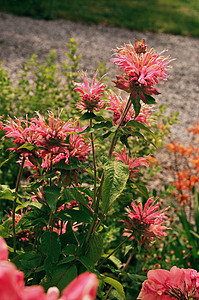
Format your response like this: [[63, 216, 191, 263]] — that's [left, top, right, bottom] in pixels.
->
[[0, 38, 198, 300]]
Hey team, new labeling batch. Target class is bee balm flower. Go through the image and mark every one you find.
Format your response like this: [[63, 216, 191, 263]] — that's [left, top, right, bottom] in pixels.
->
[[123, 198, 168, 247], [112, 39, 171, 102], [74, 73, 106, 112]]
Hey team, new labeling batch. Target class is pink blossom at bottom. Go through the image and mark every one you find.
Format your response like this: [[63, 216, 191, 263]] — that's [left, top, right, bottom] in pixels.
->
[[0, 237, 98, 300], [138, 266, 199, 300], [0, 236, 8, 261], [60, 272, 98, 300]]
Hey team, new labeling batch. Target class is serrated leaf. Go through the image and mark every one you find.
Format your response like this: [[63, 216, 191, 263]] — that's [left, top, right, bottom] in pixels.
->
[[42, 264, 77, 292], [103, 276, 126, 299], [43, 185, 61, 213], [102, 159, 129, 213], [87, 233, 103, 263], [41, 232, 61, 263]]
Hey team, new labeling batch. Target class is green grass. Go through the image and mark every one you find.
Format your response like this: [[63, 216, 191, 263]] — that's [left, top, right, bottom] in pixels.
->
[[0, 0, 199, 37]]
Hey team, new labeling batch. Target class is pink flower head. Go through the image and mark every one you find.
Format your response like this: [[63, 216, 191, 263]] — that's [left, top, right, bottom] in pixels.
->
[[112, 39, 171, 102], [0, 237, 8, 261], [30, 112, 74, 150], [61, 272, 98, 300], [3, 117, 38, 152], [113, 146, 149, 178], [74, 73, 106, 112], [0, 237, 98, 300], [123, 198, 168, 246], [106, 91, 151, 126], [138, 266, 199, 300]]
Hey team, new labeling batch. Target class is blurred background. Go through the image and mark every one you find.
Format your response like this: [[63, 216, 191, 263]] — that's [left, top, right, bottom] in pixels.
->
[[0, 0, 199, 37]]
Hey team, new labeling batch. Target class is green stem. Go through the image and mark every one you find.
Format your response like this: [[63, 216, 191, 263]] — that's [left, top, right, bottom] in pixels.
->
[[98, 234, 133, 268], [13, 155, 25, 257], [109, 95, 132, 158], [90, 119, 97, 207]]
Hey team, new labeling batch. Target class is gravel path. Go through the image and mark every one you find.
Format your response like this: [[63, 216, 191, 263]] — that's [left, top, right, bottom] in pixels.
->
[[0, 12, 198, 144]]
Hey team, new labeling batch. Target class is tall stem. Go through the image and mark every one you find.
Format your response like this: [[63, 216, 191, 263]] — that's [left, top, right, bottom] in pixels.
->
[[90, 119, 97, 207], [13, 155, 25, 256], [109, 95, 132, 158]]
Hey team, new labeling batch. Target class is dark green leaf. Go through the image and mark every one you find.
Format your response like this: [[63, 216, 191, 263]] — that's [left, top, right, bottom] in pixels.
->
[[59, 209, 93, 224], [43, 185, 61, 213], [87, 233, 103, 263], [41, 232, 61, 263], [130, 96, 141, 119], [144, 94, 156, 104], [42, 264, 77, 292]]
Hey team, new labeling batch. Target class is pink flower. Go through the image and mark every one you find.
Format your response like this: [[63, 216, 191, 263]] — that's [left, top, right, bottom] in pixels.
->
[[0, 237, 8, 261], [74, 73, 106, 112], [60, 272, 98, 300], [106, 91, 151, 126], [112, 39, 171, 102], [0, 237, 98, 300], [123, 198, 168, 246], [138, 266, 199, 300], [113, 147, 149, 178], [3, 117, 38, 152]]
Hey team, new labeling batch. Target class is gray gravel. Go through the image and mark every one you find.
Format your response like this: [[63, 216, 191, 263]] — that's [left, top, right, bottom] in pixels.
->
[[0, 12, 198, 144]]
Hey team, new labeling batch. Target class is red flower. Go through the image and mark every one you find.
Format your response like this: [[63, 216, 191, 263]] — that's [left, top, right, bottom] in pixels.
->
[[74, 73, 106, 112]]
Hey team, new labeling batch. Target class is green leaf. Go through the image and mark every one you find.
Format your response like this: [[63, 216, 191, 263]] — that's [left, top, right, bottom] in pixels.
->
[[144, 94, 156, 104], [0, 189, 15, 201], [16, 201, 43, 212], [193, 189, 199, 233], [79, 112, 96, 120], [108, 255, 123, 269], [43, 185, 61, 213], [17, 142, 36, 151], [55, 156, 85, 170], [0, 152, 16, 167], [127, 273, 146, 282], [133, 183, 149, 199], [59, 209, 93, 224], [63, 188, 88, 206], [126, 120, 159, 146], [42, 264, 77, 292], [103, 276, 126, 299], [87, 233, 103, 263], [102, 159, 129, 213], [130, 96, 141, 119], [78, 256, 100, 276], [41, 231, 61, 263]]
